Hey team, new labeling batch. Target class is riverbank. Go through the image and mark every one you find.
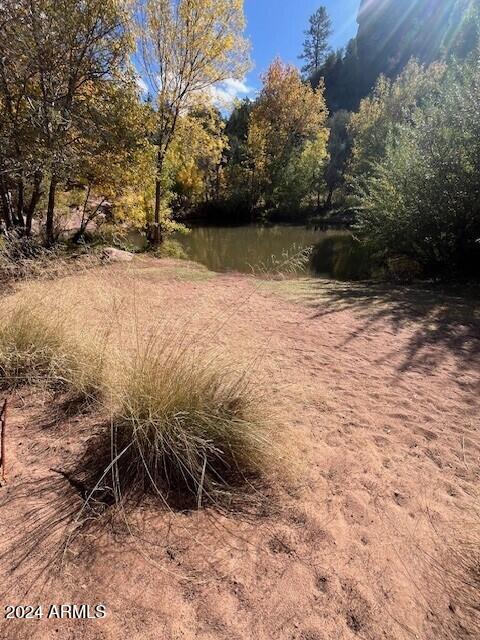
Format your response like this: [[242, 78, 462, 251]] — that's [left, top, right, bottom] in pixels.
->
[[1, 257, 479, 640]]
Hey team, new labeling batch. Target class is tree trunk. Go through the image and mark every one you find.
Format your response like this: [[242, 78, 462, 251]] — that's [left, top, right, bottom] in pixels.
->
[[326, 186, 334, 209], [25, 172, 42, 236], [16, 178, 25, 228], [45, 174, 57, 246], [73, 189, 107, 244], [151, 152, 164, 246], [73, 183, 92, 243], [72, 223, 90, 244], [249, 166, 256, 213], [215, 164, 221, 201], [0, 176, 13, 229], [154, 177, 161, 225]]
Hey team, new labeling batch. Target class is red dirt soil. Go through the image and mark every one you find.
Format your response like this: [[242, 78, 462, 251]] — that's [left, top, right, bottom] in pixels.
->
[[0, 258, 479, 640]]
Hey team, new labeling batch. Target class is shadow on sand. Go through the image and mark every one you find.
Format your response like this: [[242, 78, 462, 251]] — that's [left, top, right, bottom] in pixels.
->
[[300, 280, 480, 375]]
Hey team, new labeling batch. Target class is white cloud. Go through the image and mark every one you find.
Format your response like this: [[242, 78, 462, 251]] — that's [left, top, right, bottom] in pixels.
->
[[207, 77, 255, 109], [136, 76, 148, 94], [135, 74, 255, 109], [223, 78, 253, 95]]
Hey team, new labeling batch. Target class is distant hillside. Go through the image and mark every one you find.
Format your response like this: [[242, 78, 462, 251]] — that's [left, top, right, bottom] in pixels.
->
[[314, 0, 479, 113]]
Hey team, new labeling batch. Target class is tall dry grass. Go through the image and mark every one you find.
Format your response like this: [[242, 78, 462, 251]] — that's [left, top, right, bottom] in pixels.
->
[[0, 302, 105, 408], [0, 234, 103, 285], [0, 273, 279, 508], [107, 337, 274, 505]]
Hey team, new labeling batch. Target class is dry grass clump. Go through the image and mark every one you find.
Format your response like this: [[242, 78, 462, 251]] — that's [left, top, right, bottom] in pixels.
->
[[0, 235, 102, 284], [0, 290, 278, 508], [107, 339, 275, 506], [0, 304, 104, 406], [0, 236, 62, 282]]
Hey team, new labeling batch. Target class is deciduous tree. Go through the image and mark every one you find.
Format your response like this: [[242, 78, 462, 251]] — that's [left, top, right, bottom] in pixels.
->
[[0, 0, 132, 244], [137, 0, 250, 244], [72, 79, 155, 242], [248, 59, 328, 211], [348, 60, 446, 185], [168, 104, 228, 212], [355, 56, 480, 277]]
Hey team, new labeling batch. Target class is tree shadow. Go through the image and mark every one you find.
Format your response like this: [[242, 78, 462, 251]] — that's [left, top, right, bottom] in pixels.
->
[[0, 424, 275, 601], [0, 469, 160, 600], [302, 280, 480, 375], [0, 474, 83, 598]]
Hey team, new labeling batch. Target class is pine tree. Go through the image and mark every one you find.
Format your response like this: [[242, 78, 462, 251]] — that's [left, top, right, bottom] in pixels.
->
[[299, 7, 332, 77]]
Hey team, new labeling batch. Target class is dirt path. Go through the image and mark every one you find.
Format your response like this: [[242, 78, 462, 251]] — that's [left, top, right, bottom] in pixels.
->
[[0, 259, 479, 640]]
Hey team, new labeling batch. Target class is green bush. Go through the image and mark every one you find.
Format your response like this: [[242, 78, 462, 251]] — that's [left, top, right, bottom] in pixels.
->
[[154, 238, 188, 260], [355, 57, 480, 278]]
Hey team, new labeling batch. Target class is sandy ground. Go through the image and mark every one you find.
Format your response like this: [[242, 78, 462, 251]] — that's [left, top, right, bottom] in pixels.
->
[[0, 258, 479, 640]]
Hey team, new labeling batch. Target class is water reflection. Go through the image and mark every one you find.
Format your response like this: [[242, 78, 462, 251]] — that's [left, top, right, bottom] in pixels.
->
[[173, 225, 328, 274], [127, 225, 372, 280]]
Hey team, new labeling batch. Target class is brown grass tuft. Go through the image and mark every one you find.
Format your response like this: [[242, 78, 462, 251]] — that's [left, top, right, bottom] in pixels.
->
[[105, 338, 277, 507], [0, 287, 280, 509], [0, 303, 105, 408]]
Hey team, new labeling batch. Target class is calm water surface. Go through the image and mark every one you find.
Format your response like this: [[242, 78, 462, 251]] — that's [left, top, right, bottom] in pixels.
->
[[128, 224, 369, 279], [172, 225, 329, 274]]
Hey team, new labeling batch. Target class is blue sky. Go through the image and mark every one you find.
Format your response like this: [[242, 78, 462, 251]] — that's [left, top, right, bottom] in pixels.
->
[[138, 1, 362, 106], [246, 0, 361, 78], [211, 0, 361, 104]]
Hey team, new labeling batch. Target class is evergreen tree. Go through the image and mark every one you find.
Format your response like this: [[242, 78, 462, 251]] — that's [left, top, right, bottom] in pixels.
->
[[299, 7, 332, 77]]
